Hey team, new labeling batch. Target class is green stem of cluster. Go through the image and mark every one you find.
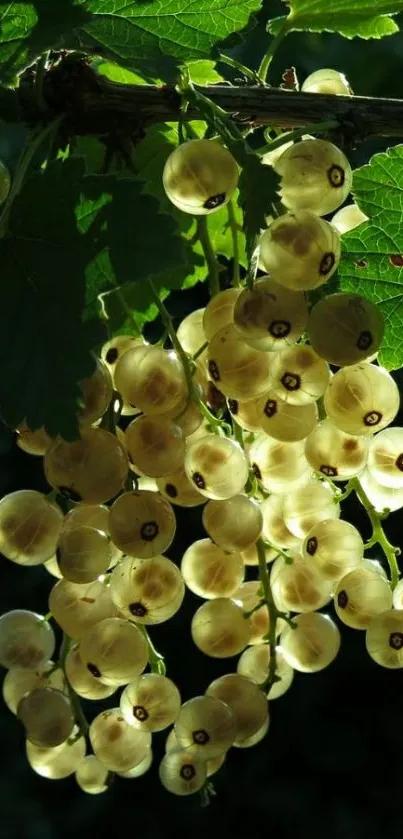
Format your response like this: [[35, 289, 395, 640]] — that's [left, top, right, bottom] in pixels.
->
[[261, 119, 340, 153], [264, 542, 293, 564], [337, 481, 355, 503], [232, 418, 243, 447], [227, 200, 241, 288], [256, 538, 278, 691], [197, 217, 220, 297], [59, 633, 89, 740], [193, 341, 208, 361], [0, 117, 63, 238], [218, 53, 263, 85], [350, 477, 400, 589], [244, 599, 267, 619], [314, 471, 344, 500], [257, 20, 291, 82], [182, 82, 248, 167], [148, 280, 223, 434], [137, 625, 166, 676]]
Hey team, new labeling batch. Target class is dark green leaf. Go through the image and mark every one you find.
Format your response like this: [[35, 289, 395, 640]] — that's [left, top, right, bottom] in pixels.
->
[[238, 155, 278, 261], [339, 145, 403, 370], [76, 171, 187, 317], [0, 1, 92, 82], [0, 86, 21, 122], [0, 157, 105, 439]]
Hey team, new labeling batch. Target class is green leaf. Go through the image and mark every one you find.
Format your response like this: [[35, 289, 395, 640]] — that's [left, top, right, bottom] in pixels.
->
[[0, 0, 262, 83], [338, 145, 403, 371], [99, 275, 182, 335], [95, 60, 154, 85], [238, 155, 279, 261], [0, 157, 105, 439], [95, 57, 223, 88], [0, 151, 187, 436], [187, 60, 224, 85], [76, 171, 187, 316], [81, 0, 261, 79], [268, 0, 401, 39]]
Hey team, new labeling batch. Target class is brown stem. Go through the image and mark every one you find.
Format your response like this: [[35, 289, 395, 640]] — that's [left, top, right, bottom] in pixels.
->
[[15, 56, 403, 142]]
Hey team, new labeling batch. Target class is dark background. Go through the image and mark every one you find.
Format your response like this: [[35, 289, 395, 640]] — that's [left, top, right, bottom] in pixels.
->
[[1, 2, 403, 837]]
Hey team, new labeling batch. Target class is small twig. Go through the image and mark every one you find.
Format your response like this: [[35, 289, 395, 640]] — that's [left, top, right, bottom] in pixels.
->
[[218, 53, 263, 85]]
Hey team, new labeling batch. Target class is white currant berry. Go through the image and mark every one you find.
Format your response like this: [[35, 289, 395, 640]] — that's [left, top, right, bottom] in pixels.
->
[[163, 139, 238, 215], [324, 362, 400, 436], [301, 68, 352, 96], [233, 276, 308, 352], [274, 138, 352, 216], [259, 210, 340, 291], [307, 293, 384, 367]]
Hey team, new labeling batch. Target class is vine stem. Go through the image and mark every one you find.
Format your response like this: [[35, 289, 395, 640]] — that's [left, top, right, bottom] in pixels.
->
[[197, 217, 220, 297], [350, 477, 400, 589], [148, 280, 223, 433], [256, 538, 278, 690], [0, 116, 63, 238], [261, 119, 340, 152], [218, 54, 263, 85], [257, 20, 291, 82], [137, 625, 166, 676], [59, 633, 89, 739], [226, 200, 241, 287]]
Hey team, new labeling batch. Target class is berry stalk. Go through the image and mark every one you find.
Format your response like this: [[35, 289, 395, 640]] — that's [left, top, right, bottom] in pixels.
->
[[59, 633, 89, 740], [226, 199, 241, 288], [350, 477, 401, 589], [137, 624, 166, 676], [256, 538, 278, 691], [148, 280, 224, 433]]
